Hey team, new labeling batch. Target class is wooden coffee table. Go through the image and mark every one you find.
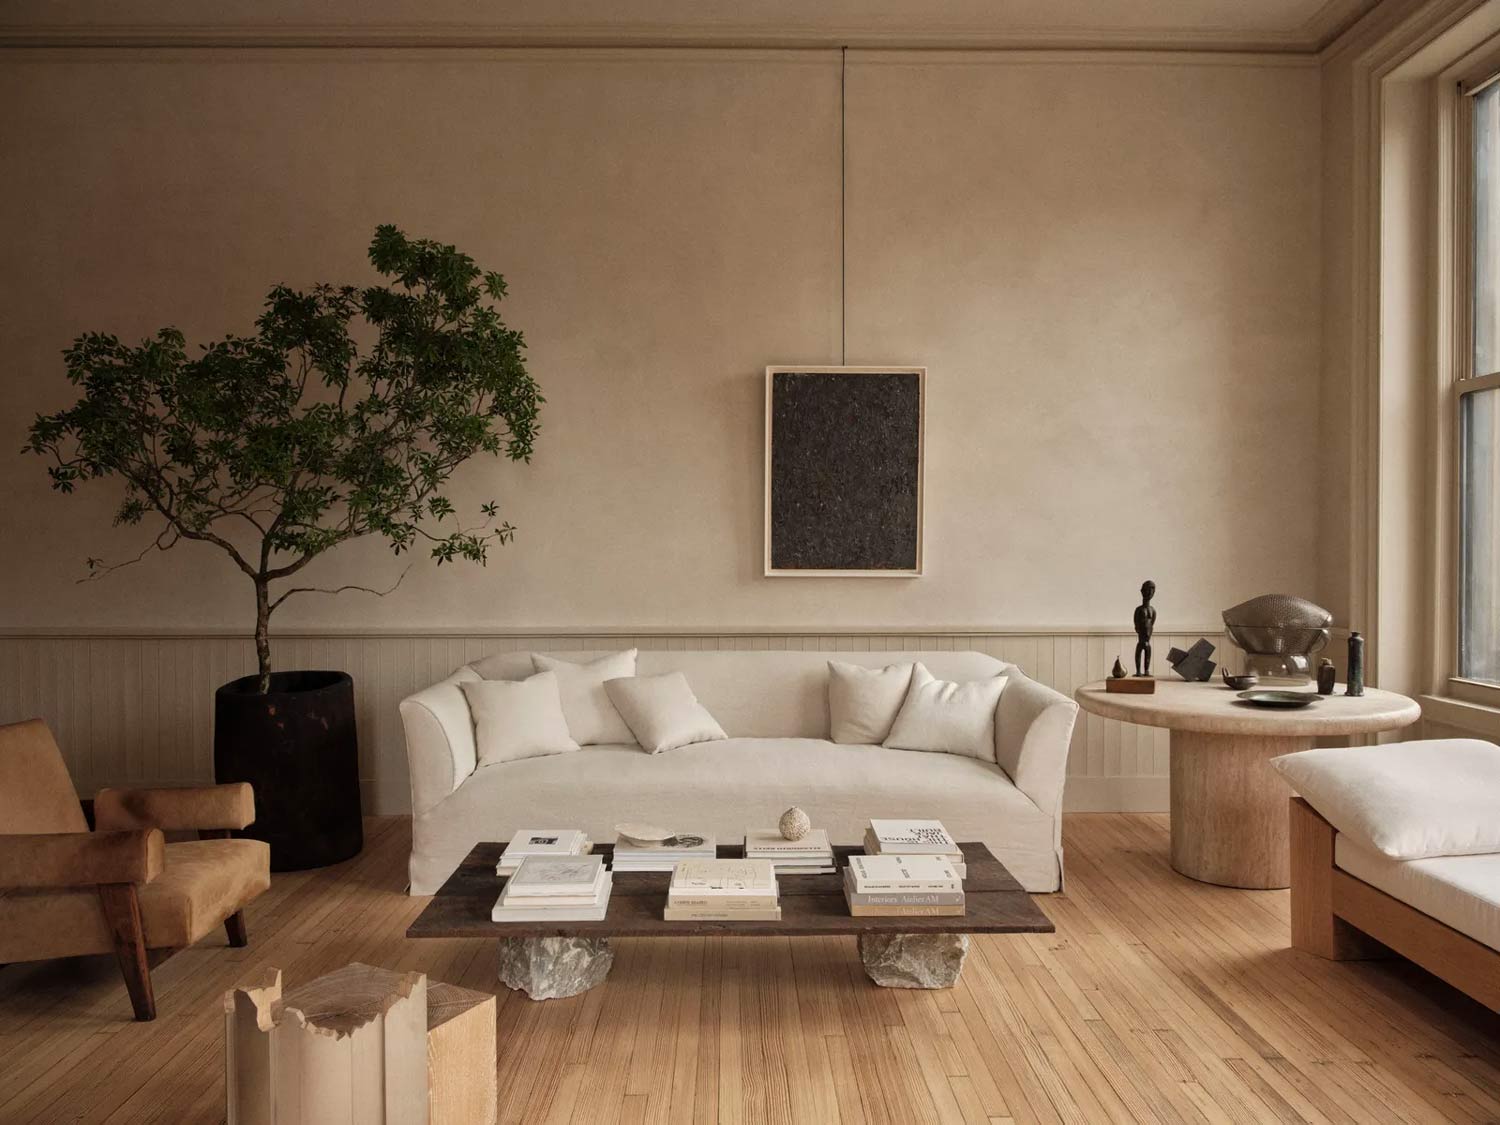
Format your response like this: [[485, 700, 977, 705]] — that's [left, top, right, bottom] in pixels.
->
[[408, 842, 1053, 999]]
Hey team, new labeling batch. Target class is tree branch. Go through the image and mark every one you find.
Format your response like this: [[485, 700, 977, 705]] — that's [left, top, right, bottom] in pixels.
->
[[268, 566, 409, 613]]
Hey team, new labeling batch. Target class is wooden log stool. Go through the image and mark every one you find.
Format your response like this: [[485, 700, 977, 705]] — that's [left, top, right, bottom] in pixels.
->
[[225, 962, 496, 1125]]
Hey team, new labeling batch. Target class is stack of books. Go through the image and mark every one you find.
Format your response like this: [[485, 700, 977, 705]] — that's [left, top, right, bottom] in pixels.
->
[[744, 828, 835, 874], [611, 832, 717, 873], [492, 854, 612, 922], [496, 828, 592, 877], [844, 854, 965, 917], [665, 858, 780, 921], [864, 818, 967, 879]]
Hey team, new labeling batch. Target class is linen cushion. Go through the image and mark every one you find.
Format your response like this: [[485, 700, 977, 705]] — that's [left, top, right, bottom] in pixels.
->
[[461, 673, 579, 767], [885, 663, 1008, 760], [604, 672, 727, 754], [828, 661, 914, 744], [1271, 739, 1500, 859], [1334, 834, 1500, 953], [532, 649, 638, 745]]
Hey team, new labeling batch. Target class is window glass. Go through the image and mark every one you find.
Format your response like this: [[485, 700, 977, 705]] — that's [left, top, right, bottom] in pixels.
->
[[1460, 386, 1500, 684], [1475, 82, 1500, 375]]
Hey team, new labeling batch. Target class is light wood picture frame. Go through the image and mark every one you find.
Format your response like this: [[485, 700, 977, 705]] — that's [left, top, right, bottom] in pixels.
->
[[763, 365, 925, 577]]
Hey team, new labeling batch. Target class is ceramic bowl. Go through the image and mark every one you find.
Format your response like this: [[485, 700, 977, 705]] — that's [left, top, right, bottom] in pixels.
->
[[1220, 670, 1260, 690]]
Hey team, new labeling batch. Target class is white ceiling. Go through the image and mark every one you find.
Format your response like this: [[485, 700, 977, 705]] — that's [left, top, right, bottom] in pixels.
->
[[0, 0, 1386, 53]]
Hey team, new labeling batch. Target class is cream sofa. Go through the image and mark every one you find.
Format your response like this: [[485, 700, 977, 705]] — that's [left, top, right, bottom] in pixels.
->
[[399, 650, 1078, 895]]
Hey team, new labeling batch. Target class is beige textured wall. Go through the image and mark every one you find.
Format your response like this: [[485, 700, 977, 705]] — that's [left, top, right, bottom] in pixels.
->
[[0, 48, 1322, 637]]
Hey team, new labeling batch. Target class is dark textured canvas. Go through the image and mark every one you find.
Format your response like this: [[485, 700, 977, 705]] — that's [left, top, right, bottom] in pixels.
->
[[768, 371, 922, 571]]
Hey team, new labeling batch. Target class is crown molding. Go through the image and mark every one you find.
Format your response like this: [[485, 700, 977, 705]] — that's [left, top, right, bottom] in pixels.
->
[[0, 624, 1229, 640], [0, 13, 1382, 55]]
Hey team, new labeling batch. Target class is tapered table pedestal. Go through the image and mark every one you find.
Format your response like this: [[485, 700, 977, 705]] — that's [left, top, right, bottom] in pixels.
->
[[1076, 680, 1420, 890]]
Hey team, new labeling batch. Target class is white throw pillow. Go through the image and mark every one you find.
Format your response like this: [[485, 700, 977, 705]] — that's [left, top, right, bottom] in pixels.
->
[[828, 661, 914, 744], [532, 650, 638, 745], [603, 672, 728, 754], [460, 672, 579, 767], [884, 662, 1008, 760], [1271, 739, 1500, 859]]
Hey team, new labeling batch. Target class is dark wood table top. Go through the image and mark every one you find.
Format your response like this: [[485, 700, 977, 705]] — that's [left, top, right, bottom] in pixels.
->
[[406, 842, 1054, 940]]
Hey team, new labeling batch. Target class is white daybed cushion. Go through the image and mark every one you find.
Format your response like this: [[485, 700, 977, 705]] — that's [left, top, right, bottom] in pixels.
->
[[533, 649, 638, 745], [885, 663, 1008, 761], [1334, 834, 1500, 954], [604, 672, 728, 754], [460, 672, 579, 766], [828, 661, 913, 745], [1271, 739, 1500, 859]]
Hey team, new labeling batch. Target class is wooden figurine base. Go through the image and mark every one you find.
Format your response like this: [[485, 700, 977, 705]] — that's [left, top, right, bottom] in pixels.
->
[[1105, 676, 1157, 694]]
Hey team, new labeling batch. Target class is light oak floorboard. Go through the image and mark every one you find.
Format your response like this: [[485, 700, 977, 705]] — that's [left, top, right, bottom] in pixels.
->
[[0, 814, 1496, 1124]]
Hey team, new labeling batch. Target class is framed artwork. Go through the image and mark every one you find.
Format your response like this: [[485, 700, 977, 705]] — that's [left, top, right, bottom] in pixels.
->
[[764, 365, 925, 577]]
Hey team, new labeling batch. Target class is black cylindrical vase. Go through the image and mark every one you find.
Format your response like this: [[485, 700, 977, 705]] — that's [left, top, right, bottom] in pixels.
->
[[214, 670, 363, 871]]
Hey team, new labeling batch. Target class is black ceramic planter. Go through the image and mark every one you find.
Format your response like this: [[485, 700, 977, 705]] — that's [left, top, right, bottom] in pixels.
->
[[213, 670, 363, 872]]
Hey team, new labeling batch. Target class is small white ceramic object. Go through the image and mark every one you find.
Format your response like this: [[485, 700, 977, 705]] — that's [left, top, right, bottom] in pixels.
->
[[615, 822, 675, 846]]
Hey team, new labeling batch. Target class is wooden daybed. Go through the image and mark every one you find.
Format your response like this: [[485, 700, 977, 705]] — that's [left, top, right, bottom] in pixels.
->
[[1289, 796, 1500, 1012]]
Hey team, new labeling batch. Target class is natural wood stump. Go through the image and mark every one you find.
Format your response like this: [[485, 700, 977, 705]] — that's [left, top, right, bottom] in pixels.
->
[[225, 962, 496, 1125], [1169, 731, 1308, 889]]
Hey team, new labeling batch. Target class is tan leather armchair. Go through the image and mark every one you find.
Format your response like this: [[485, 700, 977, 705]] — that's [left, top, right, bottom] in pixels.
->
[[0, 718, 271, 1020]]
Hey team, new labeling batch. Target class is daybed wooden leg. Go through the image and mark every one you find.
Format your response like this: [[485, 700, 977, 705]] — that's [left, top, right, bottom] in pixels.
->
[[225, 909, 249, 948], [1288, 797, 1385, 960], [97, 882, 157, 1021]]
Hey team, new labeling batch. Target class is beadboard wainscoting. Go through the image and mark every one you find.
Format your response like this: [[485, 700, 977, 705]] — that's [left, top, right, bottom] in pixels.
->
[[0, 630, 1225, 814]]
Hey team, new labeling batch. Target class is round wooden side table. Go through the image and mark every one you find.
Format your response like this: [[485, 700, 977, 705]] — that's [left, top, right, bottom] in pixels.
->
[[1074, 680, 1420, 889]]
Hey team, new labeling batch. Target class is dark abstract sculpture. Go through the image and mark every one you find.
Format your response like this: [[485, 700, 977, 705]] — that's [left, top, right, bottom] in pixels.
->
[[1167, 639, 1217, 682], [1317, 659, 1336, 695], [1345, 632, 1365, 697], [1133, 580, 1157, 676]]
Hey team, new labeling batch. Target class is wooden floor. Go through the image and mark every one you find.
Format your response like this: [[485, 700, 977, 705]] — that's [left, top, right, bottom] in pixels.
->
[[2, 815, 1498, 1124]]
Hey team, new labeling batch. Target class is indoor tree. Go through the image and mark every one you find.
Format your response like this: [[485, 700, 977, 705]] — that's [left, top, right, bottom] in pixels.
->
[[26, 225, 541, 691]]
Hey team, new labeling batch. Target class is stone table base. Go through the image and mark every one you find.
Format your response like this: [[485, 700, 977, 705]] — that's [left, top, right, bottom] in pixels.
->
[[497, 936, 614, 1000], [858, 933, 969, 989]]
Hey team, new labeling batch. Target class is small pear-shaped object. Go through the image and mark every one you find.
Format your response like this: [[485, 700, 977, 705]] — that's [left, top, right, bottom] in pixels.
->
[[1110, 657, 1128, 679], [779, 806, 811, 841]]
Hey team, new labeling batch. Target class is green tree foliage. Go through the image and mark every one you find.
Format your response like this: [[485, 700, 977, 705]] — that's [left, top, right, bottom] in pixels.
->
[[26, 226, 541, 689]]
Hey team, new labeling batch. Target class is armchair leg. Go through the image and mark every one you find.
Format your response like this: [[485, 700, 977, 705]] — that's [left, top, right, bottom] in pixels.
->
[[97, 883, 156, 1021], [225, 910, 249, 948]]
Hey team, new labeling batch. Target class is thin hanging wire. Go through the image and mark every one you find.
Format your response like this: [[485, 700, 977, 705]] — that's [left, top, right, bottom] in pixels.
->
[[840, 45, 847, 366]]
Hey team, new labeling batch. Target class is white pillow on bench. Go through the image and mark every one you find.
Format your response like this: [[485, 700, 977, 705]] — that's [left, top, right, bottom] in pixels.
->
[[1271, 739, 1500, 859]]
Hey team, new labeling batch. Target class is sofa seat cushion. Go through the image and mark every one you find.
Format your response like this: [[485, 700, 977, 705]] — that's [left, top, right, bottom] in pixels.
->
[[1335, 834, 1500, 954], [411, 738, 1059, 894], [0, 838, 270, 963]]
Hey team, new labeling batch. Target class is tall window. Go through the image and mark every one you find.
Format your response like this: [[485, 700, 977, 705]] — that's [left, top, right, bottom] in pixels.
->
[[1461, 81, 1500, 685]]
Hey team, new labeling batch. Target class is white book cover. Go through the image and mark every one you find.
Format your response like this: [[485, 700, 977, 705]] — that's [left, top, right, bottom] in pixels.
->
[[497, 829, 589, 872], [847, 854, 960, 890], [744, 828, 831, 856], [612, 833, 717, 860], [868, 819, 957, 853], [670, 858, 776, 895], [500, 871, 610, 907], [506, 855, 605, 896], [491, 898, 610, 923]]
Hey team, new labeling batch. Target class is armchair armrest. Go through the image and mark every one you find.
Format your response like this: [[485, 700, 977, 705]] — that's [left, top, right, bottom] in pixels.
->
[[0, 829, 165, 889], [994, 672, 1079, 817], [94, 783, 255, 832]]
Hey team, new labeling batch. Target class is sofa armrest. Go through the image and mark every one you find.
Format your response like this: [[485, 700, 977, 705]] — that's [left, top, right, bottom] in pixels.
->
[[400, 666, 481, 817], [94, 783, 255, 832], [994, 672, 1078, 816], [0, 829, 165, 889]]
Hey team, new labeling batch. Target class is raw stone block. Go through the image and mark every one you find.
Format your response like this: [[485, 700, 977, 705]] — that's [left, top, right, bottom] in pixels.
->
[[858, 932, 969, 989], [496, 936, 614, 1000]]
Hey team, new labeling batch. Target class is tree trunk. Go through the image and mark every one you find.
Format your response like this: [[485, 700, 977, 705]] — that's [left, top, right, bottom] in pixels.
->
[[254, 578, 272, 693]]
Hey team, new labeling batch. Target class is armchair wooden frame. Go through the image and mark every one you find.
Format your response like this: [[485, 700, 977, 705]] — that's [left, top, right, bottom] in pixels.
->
[[1288, 796, 1500, 1012]]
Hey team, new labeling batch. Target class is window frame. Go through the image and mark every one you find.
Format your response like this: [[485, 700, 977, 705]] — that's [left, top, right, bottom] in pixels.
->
[[1446, 50, 1500, 707]]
